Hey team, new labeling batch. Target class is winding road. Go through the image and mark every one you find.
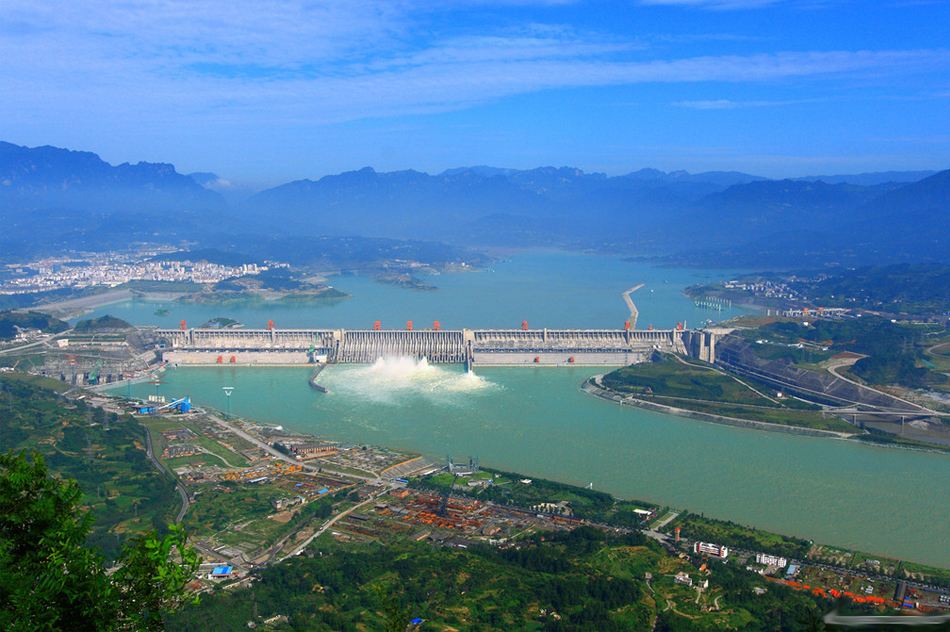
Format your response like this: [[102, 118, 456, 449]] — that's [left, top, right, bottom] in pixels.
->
[[142, 424, 191, 522], [825, 356, 947, 416]]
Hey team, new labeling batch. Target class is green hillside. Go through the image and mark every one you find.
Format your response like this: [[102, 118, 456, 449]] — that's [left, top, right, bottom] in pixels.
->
[[0, 373, 178, 558]]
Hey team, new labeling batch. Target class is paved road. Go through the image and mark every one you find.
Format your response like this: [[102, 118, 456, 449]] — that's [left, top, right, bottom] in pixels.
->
[[644, 529, 671, 544], [203, 410, 377, 480], [0, 331, 68, 356], [671, 353, 779, 404], [0, 339, 46, 356], [656, 527, 950, 599], [35, 288, 135, 319], [279, 494, 383, 562], [826, 357, 946, 416], [653, 511, 679, 530], [204, 411, 314, 468], [142, 423, 191, 522]]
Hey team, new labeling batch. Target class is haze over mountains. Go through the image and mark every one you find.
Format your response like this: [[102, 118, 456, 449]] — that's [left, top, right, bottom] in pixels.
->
[[0, 141, 224, 257], [1, 140, 946, 266]]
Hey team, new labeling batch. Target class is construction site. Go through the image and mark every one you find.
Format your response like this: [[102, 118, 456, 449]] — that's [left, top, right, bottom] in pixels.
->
[[0, 325, 162, 387]]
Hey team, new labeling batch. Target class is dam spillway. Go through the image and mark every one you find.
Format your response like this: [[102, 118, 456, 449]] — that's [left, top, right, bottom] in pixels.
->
[[154, 326, 715, 367]]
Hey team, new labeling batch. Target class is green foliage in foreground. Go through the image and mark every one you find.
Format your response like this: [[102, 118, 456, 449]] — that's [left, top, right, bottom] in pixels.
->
[[168, 526, 837, 631], [0, 373, 179, 558], [0, 451, 201, 631]]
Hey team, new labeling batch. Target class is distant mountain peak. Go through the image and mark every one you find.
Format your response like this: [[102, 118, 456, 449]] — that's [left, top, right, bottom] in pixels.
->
[[795, 170, 938, 186], [0, 140, 225, 254], [440, 165, 520, 178]]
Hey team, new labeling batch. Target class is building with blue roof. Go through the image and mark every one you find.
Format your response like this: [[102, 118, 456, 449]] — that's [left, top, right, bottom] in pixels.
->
[[209, 565, 233, 579]]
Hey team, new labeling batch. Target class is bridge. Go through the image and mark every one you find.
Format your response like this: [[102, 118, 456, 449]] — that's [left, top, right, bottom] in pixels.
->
[[155, 325, 717, 368]]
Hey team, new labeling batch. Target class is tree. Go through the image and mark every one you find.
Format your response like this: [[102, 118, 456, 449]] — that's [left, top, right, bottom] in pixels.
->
[[112, 524, 201, 630], [0, 451, 201, 630]]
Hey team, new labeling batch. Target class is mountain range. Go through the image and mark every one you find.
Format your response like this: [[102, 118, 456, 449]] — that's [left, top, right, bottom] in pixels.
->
[[0, 141, 224, 256], [1, 140, 946, 266]]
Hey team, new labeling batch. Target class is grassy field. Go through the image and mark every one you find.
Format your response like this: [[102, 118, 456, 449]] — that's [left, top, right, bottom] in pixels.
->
[[924, 335, 950, 377], [142, 416, 250, 468], [182, 480, 335, 553], [671, 512, 813, 560], [648, 396, 854, 432], [603, 355, 774, 404], [602, 355, 853, 432]]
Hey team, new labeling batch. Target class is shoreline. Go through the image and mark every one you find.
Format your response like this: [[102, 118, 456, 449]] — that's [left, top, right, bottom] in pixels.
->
[[192, 406, 950, 569], [582, 376, 856, 439], [32, 286, 350, 321], [583, 376, 950, 455], [36, 289, 191, 320], [96, 377, 950, 570]]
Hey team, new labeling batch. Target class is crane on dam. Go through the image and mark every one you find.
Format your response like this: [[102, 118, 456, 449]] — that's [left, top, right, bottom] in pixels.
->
[[622, 283, 645, 330]]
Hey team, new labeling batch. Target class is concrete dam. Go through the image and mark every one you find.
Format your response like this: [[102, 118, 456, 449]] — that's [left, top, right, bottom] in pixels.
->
[[156, 326, 717, 367]]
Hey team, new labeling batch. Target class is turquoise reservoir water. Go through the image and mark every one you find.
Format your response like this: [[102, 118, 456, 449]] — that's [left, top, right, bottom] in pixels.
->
[[126, 363, 950, 567], [79, 250, 745, 329], [101, 252, 950, 567]]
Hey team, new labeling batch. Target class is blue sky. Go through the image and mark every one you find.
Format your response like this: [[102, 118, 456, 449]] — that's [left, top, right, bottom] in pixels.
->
[[2, 0, 948, 185]]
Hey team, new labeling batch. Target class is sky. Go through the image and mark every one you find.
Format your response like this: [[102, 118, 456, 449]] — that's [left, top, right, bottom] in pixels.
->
[[1, 0, 949, 186]]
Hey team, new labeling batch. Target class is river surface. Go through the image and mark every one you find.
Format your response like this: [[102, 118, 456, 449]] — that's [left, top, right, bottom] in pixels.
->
[[101, 251, 950, 567], [79, 250, 742, 329]]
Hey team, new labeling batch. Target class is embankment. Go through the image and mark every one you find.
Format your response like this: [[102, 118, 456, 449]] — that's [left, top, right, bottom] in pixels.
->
[[582, 377, 856, 439]]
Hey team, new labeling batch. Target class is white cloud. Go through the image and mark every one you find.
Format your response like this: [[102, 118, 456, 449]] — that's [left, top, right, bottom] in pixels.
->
[[639, 0, 784, 9], [639, 0, 839, 9], [0, 1, 946, 128], [673, 97, 822, 109]]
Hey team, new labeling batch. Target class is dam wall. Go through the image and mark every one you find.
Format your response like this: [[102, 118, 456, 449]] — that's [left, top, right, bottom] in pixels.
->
[[471, 351, 650, 366], [156, 326, 702, 366], [336, 330, 465, 364], [162, 350, 317, 365]]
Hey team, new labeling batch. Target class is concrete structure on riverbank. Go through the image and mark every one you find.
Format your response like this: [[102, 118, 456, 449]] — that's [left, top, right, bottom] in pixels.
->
[[156, 325, 715, 367]]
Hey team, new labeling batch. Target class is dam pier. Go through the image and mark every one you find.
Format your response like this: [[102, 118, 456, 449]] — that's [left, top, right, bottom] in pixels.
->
[[155, 324, 717, 367]]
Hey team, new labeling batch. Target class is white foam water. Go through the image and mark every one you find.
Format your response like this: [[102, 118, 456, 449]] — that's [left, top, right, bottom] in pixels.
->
[[321, 356, 496, 404]]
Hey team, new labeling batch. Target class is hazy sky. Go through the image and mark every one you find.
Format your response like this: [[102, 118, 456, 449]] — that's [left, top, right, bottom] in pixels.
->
[[2, 0, 948, 185]]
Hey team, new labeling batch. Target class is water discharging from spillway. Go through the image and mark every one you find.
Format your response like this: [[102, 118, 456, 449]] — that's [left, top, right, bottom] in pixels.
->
[[320, 356, 497, 405]]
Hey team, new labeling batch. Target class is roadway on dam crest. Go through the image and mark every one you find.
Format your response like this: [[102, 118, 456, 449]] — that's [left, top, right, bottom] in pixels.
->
[[154, 325, 716, 368]]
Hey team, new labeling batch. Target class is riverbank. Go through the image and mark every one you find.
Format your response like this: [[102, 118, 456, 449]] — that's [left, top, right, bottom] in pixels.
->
[[130, 386, 948, 581], [111, 363, 950, 567], [585, 375, 950, 457], [176, 286, 349, 305], [36, 289, 190, 320], [30, 283, 349, 321], [583, 376, 856, 439], [598, 353, 855, 433]]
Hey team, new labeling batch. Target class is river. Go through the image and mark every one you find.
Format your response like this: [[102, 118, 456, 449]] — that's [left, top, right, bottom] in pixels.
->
[[100, 251, 950, 567]]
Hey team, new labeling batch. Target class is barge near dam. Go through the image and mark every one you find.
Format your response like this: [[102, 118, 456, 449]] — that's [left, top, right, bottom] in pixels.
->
[[154, 322, 717, 368]]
